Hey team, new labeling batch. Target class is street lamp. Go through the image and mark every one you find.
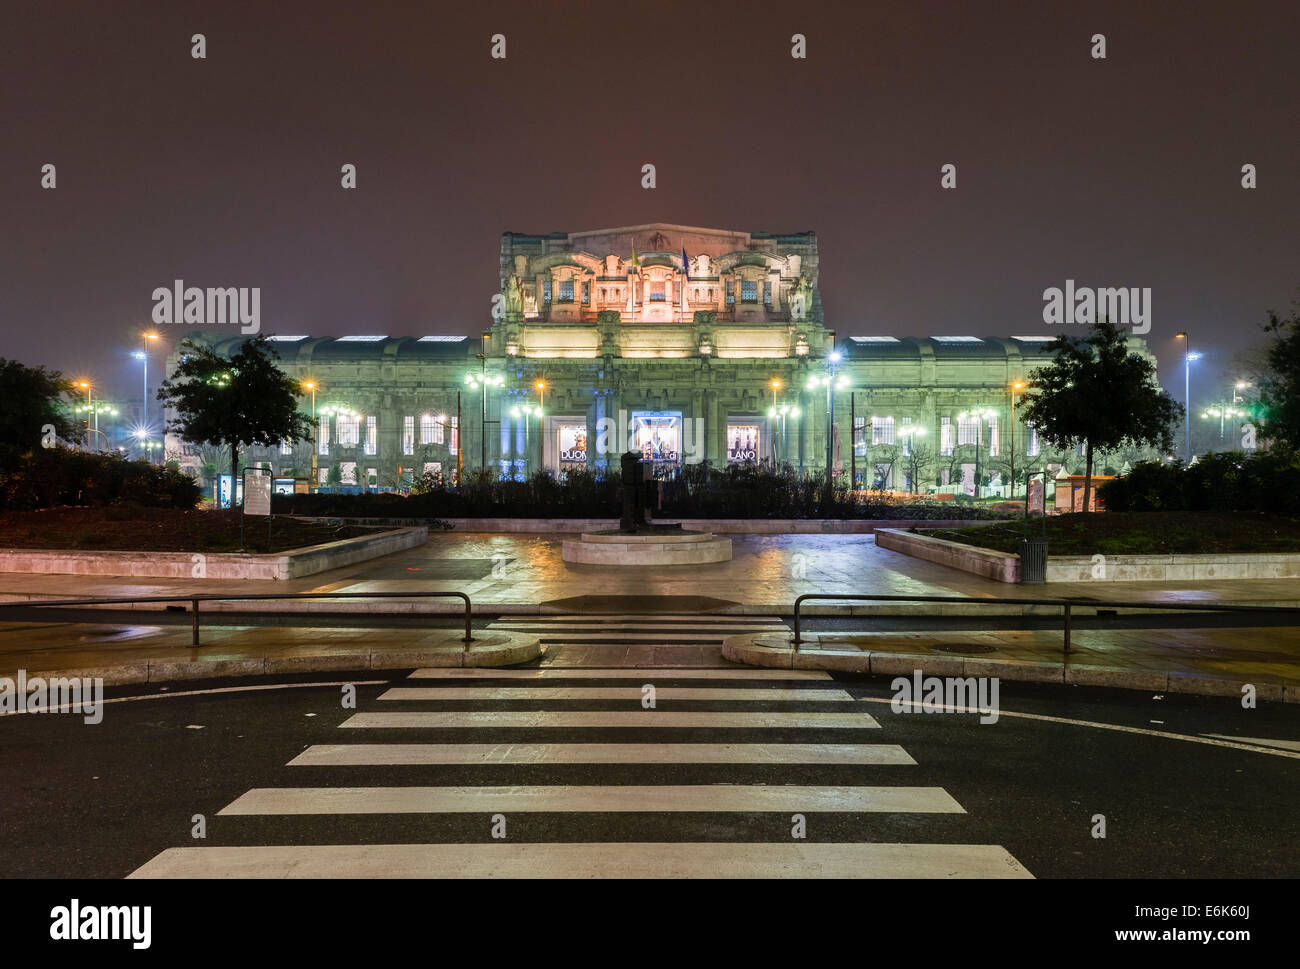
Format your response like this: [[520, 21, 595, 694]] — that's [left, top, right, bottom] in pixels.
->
[[1175, 333, 1200, 461], [898, 423, 928, 493], [1009, 381, 1026, 498], [807, 350, 849, 490], [302, 380, 318, 489], [767, 403, 800, 465], [465, 370, 504, 472], [769, 379, 782, 462], [957, 407, 997, 499], [509, 401, 543, 477]]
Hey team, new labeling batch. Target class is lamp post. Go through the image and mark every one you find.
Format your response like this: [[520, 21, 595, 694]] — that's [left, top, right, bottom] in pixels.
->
[[957, 407, 997, 499], [510, 402, 542, 477], [807, 352, 849, 496], [767, 404, 800, 465], [302, 380, 317, 490], [1175, 332, 1201, 462], [465, 369, 504, 473], [75, 380, 93, 449], [899, 423, 927, 493], [1009, 381, 1025, 498], [769, 379, 782, 463]]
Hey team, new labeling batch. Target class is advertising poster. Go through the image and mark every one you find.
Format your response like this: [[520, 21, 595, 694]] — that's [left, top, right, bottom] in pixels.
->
[[632, 412, 680, 463], [557, 423, 588, 468], [727, 424, 759, 463]]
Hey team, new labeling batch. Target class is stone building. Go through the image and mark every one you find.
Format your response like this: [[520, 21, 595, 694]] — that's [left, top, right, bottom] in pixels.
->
[[166, 222, 1159, 494]]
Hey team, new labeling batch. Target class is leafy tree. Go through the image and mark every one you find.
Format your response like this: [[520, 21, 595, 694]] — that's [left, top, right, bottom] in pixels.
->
[[1020, 319, 1182, 513], [1259, 294, 1300, 448], [157, 336, 312, 492], [0, 358, 78, 467], [326, 462, 343, 488]]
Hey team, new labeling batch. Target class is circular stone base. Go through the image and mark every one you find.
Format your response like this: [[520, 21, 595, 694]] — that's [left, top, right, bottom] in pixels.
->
[[562, 529, 733, 566]]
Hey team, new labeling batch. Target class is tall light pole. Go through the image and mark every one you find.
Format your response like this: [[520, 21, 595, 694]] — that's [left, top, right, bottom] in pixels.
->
[[465, 369, 503, 473], [1009, 381, 1026, 498], [769, 378, 782, 462], [1175, 332, 1200, 462], [302, 380, 317, 489], [76, 380, 92, 448], [807, 352, 849, 495], [957, 406, 997, 499], [510, 402, 542, 477]]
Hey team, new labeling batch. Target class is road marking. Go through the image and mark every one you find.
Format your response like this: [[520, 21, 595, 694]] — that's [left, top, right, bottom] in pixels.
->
[[129, 842, 1032, 878], [407, 668, 831, 680], [217, 785, 962, 815], [0, 680, 388, 716], [487, 615, 784, 624], [377, 687, 853, 701], [859, 696, 1300, 760], [490, 632, 786, 642], [1202, 733, 1300, 753], [340, 710, 879, 728], [288, 742, 916, 766]]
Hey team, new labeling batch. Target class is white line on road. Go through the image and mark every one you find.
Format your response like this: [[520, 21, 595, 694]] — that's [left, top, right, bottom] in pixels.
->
[[860, 696, 1300, 760], [340, 710, 879, 728], [0, 680, 389, 716], [217, 784, 962, 815], [377, 687, 853, 701], [288, 742, 915, 766], [128, 842, 1032, 878], [407, 668, 831, 679]]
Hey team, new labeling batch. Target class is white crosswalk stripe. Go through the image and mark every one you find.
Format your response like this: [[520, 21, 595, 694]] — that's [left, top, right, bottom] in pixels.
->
[[128, 664, 1033, 878], [485, 613, 789, 645]]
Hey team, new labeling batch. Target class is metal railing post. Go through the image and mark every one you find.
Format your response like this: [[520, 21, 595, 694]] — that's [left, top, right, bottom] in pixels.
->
[[462, 593, 472, 647], [792, 595, 804, 650], [1063, 602, 1072, 655], [192, 599, 200, 646]]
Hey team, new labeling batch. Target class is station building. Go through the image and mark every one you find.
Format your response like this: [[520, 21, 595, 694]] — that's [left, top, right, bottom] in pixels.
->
[[167, 223, 1158, 493]]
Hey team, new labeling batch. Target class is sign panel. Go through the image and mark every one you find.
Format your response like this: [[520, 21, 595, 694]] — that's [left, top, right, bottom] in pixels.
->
[[557, 423, 588, 468], [216, 474, 234, 509], [727, 424, 760, 463], [244, 471, 271, 516], [631, 412, 680, 463], [1028, 478, 1045, 514]]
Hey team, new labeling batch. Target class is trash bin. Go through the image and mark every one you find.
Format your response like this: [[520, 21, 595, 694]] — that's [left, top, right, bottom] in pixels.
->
[[1019, 538, 1048, 584]]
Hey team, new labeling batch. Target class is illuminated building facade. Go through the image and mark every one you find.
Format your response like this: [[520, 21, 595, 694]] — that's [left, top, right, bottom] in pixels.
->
[[168, 223, 1158, 493]]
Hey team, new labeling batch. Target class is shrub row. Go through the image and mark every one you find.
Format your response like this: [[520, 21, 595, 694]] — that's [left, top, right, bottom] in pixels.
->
[[0, 447, 202, 510], [278, 463, 1009, 520], [1097, 450, 1300, 514]]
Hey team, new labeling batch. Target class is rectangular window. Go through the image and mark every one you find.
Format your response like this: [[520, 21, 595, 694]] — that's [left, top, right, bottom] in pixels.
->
[[741, 280, 758, 303], [581, 281, 590, 305], [726, 284, 735, 305], [403, 416, 414, 455], [420, 414, 435, 445], [542, 279, 552, 303], [988, 418, 999, 457], [853, 416, 867, 457], [871, 416, 896, 446], [957, 416, 979, 446], [902, 417, 914, 456], [318, 466, 328, 485], [648, 282, 666, 301], [1027, 424, 1040, 457], [558, 279, 574, 302], [940, 417, 954, 456], [337, 414, 359, 447], [364, 415, 377, 456], [763, 281, 772, 304], [318, 416, 330, 455], [449, 416, 459, 455], [340, 461, 357, 485]]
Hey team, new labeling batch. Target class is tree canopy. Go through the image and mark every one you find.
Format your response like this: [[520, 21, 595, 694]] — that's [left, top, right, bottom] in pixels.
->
[[158, 335, 313, 488], [1020, 319, 1182, 512], [1260, 294, 1300, 449], [0, 357, 78, 467]]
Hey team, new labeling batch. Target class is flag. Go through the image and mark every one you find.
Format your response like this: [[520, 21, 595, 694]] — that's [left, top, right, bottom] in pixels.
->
[[630, 245, 638, 269], [681, 246, 690, 280]]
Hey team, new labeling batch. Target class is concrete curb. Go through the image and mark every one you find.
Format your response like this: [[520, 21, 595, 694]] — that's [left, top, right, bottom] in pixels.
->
[[6, 594, 1298, 617], [2, 631, 542, 687], [721, 634, 1299, 702]]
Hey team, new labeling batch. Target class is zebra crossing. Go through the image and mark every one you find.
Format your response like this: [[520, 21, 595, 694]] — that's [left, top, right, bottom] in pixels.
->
[[128, 666, 1033, 878], [483, 613, 789, 646]]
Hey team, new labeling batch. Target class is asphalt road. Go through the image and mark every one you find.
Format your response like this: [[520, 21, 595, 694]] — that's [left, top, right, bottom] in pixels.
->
[[1, 663, 1295, 879]]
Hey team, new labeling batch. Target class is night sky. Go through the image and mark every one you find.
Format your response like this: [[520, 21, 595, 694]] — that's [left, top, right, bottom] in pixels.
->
[[3, 0, 1296, 409]]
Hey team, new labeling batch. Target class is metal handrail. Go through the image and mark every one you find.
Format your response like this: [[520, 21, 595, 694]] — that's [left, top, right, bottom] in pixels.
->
[[791, 593, 1300, 656], [0, 591, 473, 648]]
